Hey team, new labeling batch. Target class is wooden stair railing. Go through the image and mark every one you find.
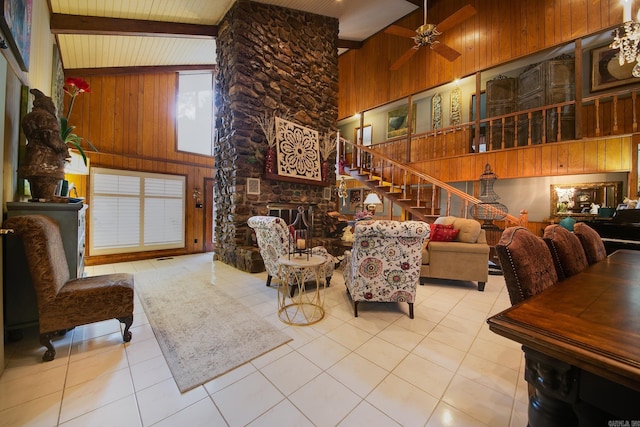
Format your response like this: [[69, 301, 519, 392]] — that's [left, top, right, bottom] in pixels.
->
[[337, 137, 528, 227]]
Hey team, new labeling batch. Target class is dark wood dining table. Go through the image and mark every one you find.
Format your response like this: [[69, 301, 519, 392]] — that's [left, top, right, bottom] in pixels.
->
[[487, 249, 640, 427]]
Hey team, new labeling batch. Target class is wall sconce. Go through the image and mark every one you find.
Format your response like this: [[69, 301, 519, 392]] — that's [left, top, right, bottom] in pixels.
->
[[193, 187, 203, 208], [364, 192, 382, 214]]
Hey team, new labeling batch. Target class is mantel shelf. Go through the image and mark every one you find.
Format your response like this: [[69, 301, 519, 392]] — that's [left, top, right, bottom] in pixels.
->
[[263, 173, 331, 187]]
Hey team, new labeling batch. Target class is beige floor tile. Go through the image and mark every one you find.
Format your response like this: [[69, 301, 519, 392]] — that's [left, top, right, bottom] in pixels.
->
[[366, 374, 439, 426], [338, 400, 401, 427], [297, 335, 351, 370], [327, 352, 389, 398], [58, 394, 141, 427], [289, 372, 361, 426], [247, 399, 314, 427], [152, 398, 226, 427], [325, 322, 373, 351], [354, 336, 409, 371], [259, 351, 322, 396], [135, 378, 207, 426], [412, 336, 467, 372], [441, 375, 513, 427], [457, 353, 519, 397], [211, 371, 284, 426], [0, 390, 62, 427], [65, 347, 129, 387], [59, 368, 134, 423], [392, 353, 456, 399], [0, 364, 67, 412], [426, 402, 488, 427], [129, 354, 173, 392]]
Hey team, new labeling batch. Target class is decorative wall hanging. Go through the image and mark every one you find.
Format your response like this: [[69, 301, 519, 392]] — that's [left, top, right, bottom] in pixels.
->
[[450, 87, 462, 126], [432, 93, 442, 129], [386, 104, 416, 139], [0, 0, 32, 72], [275, 117, 322, 182]]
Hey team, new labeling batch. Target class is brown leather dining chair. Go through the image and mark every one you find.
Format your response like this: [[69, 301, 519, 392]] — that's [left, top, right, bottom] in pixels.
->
[[495, 226, 560, 306], [542, 224, 589, 281], [573, 222, 607, 265], [2, 215, 134, 362]]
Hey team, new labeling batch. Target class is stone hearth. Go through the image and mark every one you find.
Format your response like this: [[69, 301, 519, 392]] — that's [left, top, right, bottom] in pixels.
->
[[214, 0, 339, 271]]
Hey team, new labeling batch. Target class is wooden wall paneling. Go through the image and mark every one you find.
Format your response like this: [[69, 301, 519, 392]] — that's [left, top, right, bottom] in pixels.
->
[[520, 146, 538, 177], [101, 77, 117, 155], [570, 0, 587, 39], [548, 0, 561, 46], [604, 137, 624, 171], [583, 139, 599, 171], [493, 151, 510, 179], [556, 143, 569, 174], [567, 141, 586, 174], [540, 144, 554, 176], [114, 76, 126, 155]]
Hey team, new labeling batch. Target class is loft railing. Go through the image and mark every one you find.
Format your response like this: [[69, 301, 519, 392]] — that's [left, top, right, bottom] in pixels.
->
[[370, 88, 639, 163], [337, 137, 527, 227]]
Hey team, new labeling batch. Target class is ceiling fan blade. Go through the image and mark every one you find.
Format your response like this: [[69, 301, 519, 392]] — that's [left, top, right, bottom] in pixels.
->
[[435, 4, 477, 33], [385, 25, 417, 39], [431, 42, 461, 61], [390, 47, 418, 70]]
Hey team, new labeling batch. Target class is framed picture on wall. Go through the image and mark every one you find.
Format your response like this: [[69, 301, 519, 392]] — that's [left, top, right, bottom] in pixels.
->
[[247, 178, 260, 195], [591, 44, 640, 91], [386, 104, 416, 139], [0, 0, 33, 72]]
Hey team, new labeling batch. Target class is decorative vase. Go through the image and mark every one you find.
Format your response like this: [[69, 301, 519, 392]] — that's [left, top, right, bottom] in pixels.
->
[[321, 160, 329, 182], [265, 146, 276, 174], [338, 158, 345, 175]]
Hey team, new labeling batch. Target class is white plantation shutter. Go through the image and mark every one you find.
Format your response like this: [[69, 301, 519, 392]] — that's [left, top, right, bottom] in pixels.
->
[[90, 168, 185, 255]]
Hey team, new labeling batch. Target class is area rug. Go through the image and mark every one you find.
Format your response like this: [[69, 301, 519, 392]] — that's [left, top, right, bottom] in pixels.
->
[[134, 265, 292, 393]]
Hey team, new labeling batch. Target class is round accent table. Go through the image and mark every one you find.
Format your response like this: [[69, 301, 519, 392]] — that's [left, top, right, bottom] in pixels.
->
[[277, 254, 326, 326]]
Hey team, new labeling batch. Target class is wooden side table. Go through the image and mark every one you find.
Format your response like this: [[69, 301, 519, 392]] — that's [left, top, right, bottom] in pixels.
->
[[277, 254, 326, 325]]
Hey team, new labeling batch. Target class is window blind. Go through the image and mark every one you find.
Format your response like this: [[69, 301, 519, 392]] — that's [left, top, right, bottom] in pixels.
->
[[90, 168, 185, 255]]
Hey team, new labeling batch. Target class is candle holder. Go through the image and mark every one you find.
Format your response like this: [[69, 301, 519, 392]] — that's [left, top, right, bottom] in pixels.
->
[[289, 206, 312, 260]]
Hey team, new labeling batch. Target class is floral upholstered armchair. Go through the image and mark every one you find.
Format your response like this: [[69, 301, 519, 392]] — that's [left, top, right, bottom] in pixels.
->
[[247, 216, 336, 289], [344, 220, 429, 319]]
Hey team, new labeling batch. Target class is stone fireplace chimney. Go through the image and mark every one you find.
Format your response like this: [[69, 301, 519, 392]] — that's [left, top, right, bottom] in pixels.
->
[[214, 0, 339, 269]]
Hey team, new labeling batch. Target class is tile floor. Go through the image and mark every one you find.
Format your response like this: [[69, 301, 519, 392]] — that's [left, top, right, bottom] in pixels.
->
[[1, 253, 529, 426]]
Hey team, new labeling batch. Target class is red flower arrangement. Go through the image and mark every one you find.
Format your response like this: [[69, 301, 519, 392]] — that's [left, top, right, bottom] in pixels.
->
[[61, 77, 95, 164]]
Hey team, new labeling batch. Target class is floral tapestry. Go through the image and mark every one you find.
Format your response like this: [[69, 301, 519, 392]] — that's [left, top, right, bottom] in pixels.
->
[[275, 118, 321, 181]]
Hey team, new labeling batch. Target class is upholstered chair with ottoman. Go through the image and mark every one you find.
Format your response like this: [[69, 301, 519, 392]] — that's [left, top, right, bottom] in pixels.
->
[[2, 215, 134, 361], [543, 224, 589, 281], [573, 222, 607, 265], [420, 216, 490, 291], [343, 220, 429, 318], [247, 216, 336, 291]]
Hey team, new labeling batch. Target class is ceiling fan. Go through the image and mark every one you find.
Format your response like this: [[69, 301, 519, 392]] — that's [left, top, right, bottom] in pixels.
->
[[385, 1, 477, 70]]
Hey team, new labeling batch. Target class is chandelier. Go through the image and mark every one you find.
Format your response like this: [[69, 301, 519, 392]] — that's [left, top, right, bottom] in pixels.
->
[[611, 8, 640, 77]]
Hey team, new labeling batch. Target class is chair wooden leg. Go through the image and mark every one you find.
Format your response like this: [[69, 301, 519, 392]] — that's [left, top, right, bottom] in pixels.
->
[[409, 302, 414, 319], [40, 332, 58, 362], [326, 276, 331, 287], [353, 301, 359, 317], [266, 275, 272, 287], [478, 282, 486, 291], [118, 315, 134, 342]]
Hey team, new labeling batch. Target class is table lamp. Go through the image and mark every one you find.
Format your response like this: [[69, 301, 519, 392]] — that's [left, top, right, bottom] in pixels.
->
[[364, 193, 382, 215]]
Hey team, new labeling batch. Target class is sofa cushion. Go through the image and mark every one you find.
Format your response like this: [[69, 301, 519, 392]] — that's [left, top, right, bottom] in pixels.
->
[[558, 216, 576, 232], [430, 223, 459, 242], [452, 218, 481, 243]]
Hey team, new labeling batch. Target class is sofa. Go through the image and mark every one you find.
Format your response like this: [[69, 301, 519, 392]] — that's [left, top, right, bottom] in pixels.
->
[[420, 216, 490, 291]]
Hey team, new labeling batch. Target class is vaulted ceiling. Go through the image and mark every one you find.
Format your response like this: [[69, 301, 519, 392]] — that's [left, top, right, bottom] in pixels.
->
[[49, 0, 422, 73]]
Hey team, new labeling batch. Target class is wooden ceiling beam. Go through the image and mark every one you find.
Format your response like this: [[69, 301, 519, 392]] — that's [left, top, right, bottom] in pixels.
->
[[404, 0, 423, 7], [65, 64, 217, 77], [338, 39, 362, 49], [50, 13, 217, 38]]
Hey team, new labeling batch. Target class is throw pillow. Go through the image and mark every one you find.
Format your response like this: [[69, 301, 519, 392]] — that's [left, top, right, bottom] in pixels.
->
[[430, 223, 459, 242]]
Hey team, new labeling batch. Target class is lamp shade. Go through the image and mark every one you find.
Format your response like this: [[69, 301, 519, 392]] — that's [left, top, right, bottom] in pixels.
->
[[364, 193, 382, 205]]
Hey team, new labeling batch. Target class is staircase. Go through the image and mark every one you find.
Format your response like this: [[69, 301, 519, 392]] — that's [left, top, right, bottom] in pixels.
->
[[338, 138, 527, 226]]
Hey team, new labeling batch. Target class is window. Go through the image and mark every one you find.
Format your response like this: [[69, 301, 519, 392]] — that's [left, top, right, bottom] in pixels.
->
[[90, 168, 185, 255], [177, 72, 214, 156]]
